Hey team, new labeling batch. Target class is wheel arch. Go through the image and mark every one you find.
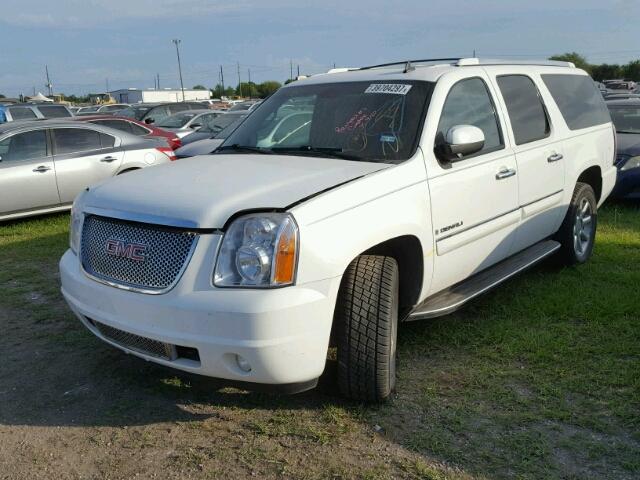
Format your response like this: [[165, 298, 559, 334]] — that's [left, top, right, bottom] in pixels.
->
[[576, 165, 602, 203]]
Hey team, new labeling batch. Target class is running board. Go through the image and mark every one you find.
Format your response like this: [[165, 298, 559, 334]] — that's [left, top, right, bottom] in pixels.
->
[[407, 240, 561, 320]]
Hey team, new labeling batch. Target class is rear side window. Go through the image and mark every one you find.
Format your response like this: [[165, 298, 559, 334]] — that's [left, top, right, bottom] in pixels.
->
[[92, 119, 132, 133], [0, 130, 48, 161], [8, 107, 37, 120], [436, 77, 503, 157], [99, 132, 116, 148], [497, 75, 550, 145], [38, 105, 71, 118], [542, 74, 611, 130], [53, 128, 102, 154], [129, 123, 150, 135]]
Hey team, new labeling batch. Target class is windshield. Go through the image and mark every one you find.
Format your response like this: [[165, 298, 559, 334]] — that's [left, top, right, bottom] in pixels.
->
[[199, 113, 247, 134], [119, 105, 152, 120], [157, 112, 198, 128], [213, 116, 246, 139], [609, 106, 640, 133], [219, 80, 433, 163]]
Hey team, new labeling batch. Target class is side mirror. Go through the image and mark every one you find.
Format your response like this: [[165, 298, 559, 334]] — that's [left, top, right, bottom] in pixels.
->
[[190, 123, 202, 130], [437, 125, 485, 161], [144, 118, 154, 125]]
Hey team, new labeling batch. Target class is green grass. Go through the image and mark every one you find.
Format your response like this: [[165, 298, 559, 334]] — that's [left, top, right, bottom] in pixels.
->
[[0, 205, 639, 479]]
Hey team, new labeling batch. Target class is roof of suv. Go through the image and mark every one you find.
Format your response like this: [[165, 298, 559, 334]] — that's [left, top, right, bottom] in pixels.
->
[[296, 58, 579, 86]]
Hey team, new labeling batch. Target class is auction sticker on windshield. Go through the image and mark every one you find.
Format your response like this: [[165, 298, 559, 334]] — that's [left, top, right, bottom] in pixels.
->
[[365, 84, 412, 95]]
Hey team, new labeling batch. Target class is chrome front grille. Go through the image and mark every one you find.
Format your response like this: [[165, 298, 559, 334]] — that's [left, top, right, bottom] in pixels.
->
[[90, 319, 177, 360], [80, 215, 197, 293]]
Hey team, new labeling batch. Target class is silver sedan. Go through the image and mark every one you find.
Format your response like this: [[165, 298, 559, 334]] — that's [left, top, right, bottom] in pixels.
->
[[0, 120, 175, 221]]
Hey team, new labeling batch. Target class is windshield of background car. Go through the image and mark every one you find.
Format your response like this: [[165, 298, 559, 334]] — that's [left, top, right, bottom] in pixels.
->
[[118, 106, 151, 120], [608, 106, 640, 133], [213, 116, 247, 139], [199, 113, 246, 134], [220, 80, 433, 163], [156, 112, 198, 128]]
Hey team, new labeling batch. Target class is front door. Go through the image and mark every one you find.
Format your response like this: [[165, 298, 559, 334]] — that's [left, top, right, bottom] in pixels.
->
[[51, 127, 124, 203], [0, 128, 60, 216], [426, 75, 519, 295]]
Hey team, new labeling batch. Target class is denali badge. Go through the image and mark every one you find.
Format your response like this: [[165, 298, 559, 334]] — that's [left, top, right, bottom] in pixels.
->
[[105, 239, 148, 262]]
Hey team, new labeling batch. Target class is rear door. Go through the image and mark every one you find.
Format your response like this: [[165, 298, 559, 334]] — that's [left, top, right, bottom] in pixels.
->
[[0, 128, 60, 215], [490, 71, 566, 252], [51, 127, 124, 203]]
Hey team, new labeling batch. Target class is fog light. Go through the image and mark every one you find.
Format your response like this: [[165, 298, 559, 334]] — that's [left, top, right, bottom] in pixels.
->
[[236, 354, 252, 372]]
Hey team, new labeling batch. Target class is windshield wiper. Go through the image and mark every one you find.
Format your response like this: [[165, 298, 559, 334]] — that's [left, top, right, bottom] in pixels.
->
[[271, 146, 362, 161], [217, 144, 274, 154]]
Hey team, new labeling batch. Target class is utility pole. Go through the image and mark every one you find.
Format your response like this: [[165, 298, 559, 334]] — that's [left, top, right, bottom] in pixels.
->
[[157, 73, 160, 89], [172, 39, 185, 101], [219, 65, 225, 97], [247, 68, 251, 99], [290, 59, 293, 81], [45, 65, 53, 96], [106, 78, 110, 95], [237, 62, 242, 98], [297, 64, 300, 77]]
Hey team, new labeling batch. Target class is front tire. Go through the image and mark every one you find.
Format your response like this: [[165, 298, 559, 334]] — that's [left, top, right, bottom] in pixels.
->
[[555, 182, 597, 265], [335, 255, 399, 402]]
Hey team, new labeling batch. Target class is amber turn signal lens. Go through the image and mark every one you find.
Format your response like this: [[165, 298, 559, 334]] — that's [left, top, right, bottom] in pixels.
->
[[273, 221, 297, 284]]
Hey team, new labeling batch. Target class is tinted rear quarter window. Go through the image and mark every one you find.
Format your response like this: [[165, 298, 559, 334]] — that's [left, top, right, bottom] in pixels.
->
[[542, 74, 611, 130], [38, 105, 71, 118], [129, 123, 150, 136], [9, 107, 37, 120], [497, 75, 550, 145], [92, 119, 132, 133]]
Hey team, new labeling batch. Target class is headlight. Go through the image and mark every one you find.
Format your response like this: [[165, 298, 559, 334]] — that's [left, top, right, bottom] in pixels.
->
[[69, 192, 86, 254], [214, 213, 298, 288], [620, 155, 640, 171]]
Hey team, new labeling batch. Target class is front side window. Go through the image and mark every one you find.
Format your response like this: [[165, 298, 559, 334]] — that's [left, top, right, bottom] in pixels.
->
[[0, 130, 48, 162], [38, 105, 71, 118], [221, 80, 433, 163], [156, 112, 198, 128], [608, 106, 640, 134], [497, 75, 550, 145], [53, 128, 102, 154], [436, 77, 503, 157], [8, 107, 37, 120], [542, 74, 611, 130]]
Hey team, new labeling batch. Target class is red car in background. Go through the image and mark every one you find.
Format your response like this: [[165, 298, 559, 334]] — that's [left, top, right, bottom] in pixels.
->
[[69, 115, 182, 150]]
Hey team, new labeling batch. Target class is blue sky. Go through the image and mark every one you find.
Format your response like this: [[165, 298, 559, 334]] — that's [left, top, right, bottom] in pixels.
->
[[1, 0, 639, 97]]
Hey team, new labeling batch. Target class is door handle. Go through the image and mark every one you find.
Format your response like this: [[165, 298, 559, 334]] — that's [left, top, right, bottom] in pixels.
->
[[547, 153, 563, 162], [495, 167, 516, 180], [32, 165, 51, 173], [100, 156, 117, 163]]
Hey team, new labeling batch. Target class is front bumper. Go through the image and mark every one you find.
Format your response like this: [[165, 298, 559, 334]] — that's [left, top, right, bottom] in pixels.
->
[[611, 166, 640, 199], [60, 248, 341, 386]]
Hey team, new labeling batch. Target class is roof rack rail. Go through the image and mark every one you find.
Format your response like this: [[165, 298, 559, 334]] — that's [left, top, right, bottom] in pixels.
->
[[357, 57, 576, 71], [358, 58, 462, 70]]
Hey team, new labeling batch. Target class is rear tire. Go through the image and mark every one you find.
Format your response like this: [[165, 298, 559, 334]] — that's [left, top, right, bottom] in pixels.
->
[[555, 182, 597, 265], [336, 255, 399, 402]]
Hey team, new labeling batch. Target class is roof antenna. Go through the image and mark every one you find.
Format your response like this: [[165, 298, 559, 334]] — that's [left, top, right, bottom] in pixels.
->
[[403, 61, 415, 73]]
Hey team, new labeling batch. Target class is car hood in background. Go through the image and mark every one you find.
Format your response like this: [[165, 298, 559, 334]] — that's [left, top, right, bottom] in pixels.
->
[[616, 132, 640, 156], [175, 138, 224, 157], [85, 154, 390, 228]]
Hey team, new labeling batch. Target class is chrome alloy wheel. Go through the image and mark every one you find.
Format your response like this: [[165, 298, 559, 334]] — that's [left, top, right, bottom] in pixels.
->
[[573, 197, 594, 256]]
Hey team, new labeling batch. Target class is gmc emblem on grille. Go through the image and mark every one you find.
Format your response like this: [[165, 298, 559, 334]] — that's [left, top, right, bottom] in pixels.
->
[[105, 239, 148, 262]]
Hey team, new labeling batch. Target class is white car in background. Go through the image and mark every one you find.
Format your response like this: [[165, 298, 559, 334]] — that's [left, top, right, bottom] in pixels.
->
[[60, 58, 616, 402], [154, 110, 225, 139]]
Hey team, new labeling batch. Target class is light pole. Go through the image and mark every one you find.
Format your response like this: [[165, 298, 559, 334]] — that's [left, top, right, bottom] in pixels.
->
[[172, 39, 185, 102]]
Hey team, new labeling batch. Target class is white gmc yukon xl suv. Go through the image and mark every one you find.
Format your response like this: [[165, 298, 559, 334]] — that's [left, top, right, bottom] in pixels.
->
[[60, 58, 617, 402]]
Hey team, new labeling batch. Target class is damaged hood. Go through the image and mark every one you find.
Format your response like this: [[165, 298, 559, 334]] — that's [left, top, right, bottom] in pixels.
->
[[84, 154, 389, 228]]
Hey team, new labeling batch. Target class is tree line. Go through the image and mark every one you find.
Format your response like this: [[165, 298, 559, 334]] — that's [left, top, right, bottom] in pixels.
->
[[549, 52, 640, 82], [194, 80, 282, 99]]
